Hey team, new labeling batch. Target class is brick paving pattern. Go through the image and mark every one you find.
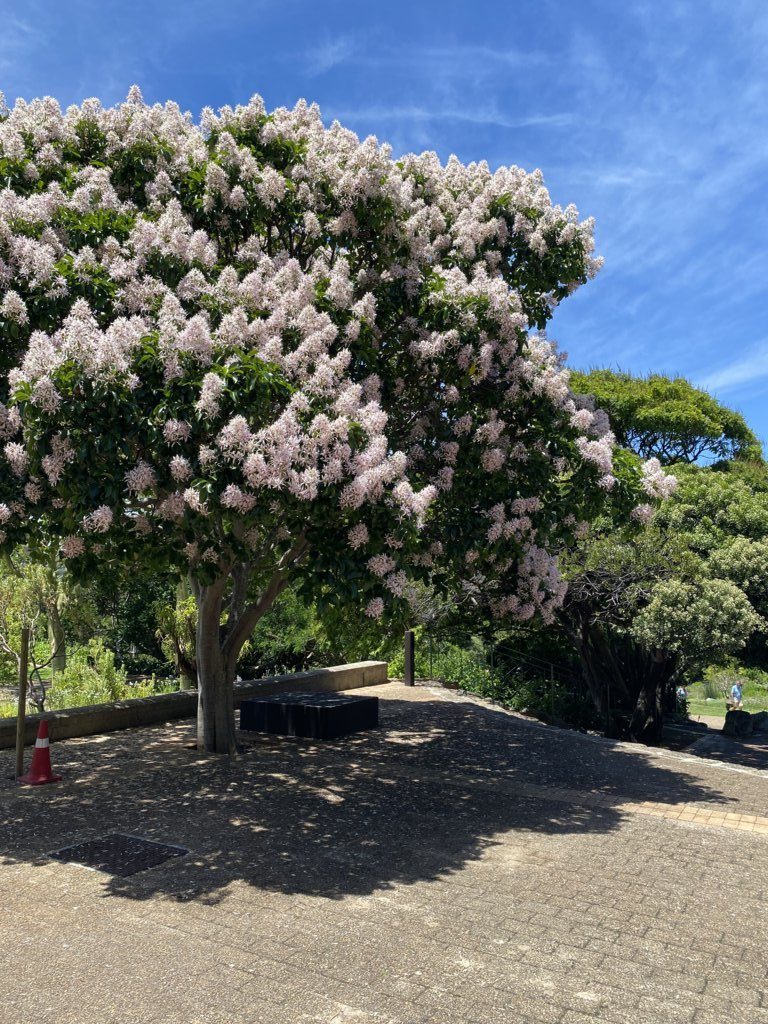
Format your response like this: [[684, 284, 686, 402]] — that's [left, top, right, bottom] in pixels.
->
[[2, 682, 768, 1023]]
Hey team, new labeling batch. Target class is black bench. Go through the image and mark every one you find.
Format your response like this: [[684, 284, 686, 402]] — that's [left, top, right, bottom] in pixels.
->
[[239, 691, 379, 740]]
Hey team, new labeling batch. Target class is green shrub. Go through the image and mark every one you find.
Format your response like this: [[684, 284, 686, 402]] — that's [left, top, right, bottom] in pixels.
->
[[463, 671, 600, 729], [46, 639, 175, 710], [392, 632, 599, 730]]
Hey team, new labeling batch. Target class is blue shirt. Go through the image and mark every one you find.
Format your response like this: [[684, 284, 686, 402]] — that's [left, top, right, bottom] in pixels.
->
[[731, 684, 743, 701]]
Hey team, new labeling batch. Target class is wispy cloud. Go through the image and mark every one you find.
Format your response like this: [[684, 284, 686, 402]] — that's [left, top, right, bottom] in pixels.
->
[[327, 104, 572, 131], [305, 36, 356, 76], [418, 44, 551, 69], [699, 346, 768, 395], [350, 43, 553, 74], [295, 41, 553, 79], [0, 17, 44, 76]]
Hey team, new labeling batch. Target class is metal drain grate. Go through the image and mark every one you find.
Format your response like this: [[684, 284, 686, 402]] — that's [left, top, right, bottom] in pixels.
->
[[49, 833, 188, 877]]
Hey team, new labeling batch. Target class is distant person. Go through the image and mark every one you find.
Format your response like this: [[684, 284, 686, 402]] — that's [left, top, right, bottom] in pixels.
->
[[730, 681, 743, 709]]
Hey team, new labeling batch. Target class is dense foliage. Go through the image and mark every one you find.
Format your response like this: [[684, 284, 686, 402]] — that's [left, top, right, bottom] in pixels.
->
[[570, 370, 759, 465], [550, 437, 768, 741], [0, 90, 666, 750]]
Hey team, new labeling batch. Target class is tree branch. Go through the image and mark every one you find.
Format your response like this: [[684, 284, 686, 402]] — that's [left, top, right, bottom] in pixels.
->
[[221, 534, 309, 672], [224, 562, 253, 644]]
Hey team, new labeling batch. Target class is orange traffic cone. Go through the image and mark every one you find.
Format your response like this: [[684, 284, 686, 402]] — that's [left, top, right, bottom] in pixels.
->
[[18, 719, 62, 786]]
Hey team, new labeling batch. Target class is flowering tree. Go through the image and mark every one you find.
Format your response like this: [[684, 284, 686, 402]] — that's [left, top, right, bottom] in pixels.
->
[[0, 90, 664, 752]]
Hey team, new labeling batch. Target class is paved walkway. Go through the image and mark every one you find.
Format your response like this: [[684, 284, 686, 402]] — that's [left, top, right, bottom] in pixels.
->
[[688, 721, 768, 771], [2, 683, 768, 1024]]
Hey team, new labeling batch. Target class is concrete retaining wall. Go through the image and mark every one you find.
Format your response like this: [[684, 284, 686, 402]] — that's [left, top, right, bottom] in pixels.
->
[[0, 661, 388, 749]]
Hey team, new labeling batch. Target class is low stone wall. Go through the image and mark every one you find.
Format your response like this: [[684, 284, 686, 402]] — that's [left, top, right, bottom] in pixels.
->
[[0, 661, 388, 749]]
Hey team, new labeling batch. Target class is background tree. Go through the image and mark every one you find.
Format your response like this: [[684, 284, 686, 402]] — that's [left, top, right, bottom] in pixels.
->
[[0, 91, 662, 752], [552, 431, 767, 742], [155, 579, 197, 688], [0, 554, 63, 710], [561, 525, 760, 742], [570, 370, 760, 465], [241, 584, 333, 676]]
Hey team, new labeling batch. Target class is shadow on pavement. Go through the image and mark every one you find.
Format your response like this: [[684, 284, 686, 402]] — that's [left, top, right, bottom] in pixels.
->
[[688, 727, 768, 770], [0, 693, 735, 905]]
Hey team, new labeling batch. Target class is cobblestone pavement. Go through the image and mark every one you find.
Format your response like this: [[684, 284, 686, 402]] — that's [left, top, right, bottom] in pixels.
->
[[2, 682, 768, 1024]]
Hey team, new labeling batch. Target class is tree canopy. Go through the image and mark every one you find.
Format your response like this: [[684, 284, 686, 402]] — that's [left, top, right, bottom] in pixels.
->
[[0, 89, 667, 750], [569, 369, 761, 465]]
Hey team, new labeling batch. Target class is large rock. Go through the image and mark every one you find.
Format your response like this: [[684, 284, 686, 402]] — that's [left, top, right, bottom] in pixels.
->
[[723, 709, 755, 737], [752, 711, 768, 733]]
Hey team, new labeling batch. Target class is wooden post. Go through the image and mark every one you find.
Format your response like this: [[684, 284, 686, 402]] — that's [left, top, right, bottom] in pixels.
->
[[15, 626, 30, 780], [404, 630, 415, 687]]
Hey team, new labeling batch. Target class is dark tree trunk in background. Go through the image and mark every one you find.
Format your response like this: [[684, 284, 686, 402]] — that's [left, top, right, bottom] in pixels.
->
[[175, 578, 197, 691], [179, 661, 197, 691], [47, 600, 66, 674], [627, 650, 675, 745], [572, 612, 675, 745]]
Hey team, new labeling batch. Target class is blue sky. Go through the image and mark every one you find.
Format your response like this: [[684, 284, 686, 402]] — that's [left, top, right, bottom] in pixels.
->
[[2, 0, 768, 443]]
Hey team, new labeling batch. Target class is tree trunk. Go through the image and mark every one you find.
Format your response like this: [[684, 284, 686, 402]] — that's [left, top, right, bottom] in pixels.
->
[[194, 579, 236, 754], [570, 613, 675, 745], [574, 616, 629, 737], [47, 600, 66, 674], [191, 540, 307, 754], [196, 641, 235, 754], [627, 651, 674, 745], [179, 663, 196, 691]]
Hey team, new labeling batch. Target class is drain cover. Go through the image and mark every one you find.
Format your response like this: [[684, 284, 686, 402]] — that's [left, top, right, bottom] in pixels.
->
[[50, 833, 188, 877]]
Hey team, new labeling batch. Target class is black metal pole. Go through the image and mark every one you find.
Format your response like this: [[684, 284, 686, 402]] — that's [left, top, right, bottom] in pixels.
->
[[404, 630, 415, 687]]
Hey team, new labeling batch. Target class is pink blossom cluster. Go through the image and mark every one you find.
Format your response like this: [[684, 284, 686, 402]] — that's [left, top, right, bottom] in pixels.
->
[[60, 536, 85, 558], [347, 524, 369, 549], [631, 503, 655, 524], [490, 543, 568, 625], [4, 442, 27, 476], [82, 505, 113, 533], [640, 458, 678, 500], [163, 420, 191, 445], [220, 484, 257, 513], [364, 597, 384, 619], [41, 435, 76, 485], [170, 455, 192, 482], [485, 499, 541, 545], [125, 461, 157, 493], [367, 554, 396, 577], [0, 88, 657, 624]]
